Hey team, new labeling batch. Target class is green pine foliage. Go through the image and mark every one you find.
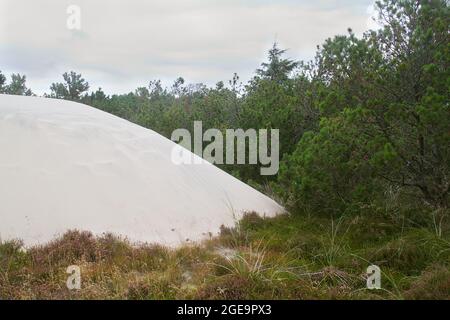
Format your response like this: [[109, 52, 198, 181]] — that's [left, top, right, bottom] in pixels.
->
[[3, 1, 448, 215]]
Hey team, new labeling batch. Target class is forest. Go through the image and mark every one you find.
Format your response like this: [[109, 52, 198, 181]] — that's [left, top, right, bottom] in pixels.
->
[[0, 0, 449, 299]]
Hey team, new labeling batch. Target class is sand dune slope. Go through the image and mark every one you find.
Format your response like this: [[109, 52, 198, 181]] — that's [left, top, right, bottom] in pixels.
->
[[0, 94, 282, 246]]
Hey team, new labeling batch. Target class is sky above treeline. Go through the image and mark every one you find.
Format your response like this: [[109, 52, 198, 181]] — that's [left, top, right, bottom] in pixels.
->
[[0, 0, 376, 95]]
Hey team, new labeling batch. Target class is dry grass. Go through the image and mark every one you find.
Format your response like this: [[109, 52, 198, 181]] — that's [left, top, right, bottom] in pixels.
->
[[0, 211, 449, 300]]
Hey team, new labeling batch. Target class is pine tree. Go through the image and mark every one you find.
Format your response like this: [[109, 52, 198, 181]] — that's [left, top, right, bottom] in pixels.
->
[[256, 42, 298, 83], [0, 71, 6, 93], [49, 71, 89, 101], [5, 74, 32, 96]]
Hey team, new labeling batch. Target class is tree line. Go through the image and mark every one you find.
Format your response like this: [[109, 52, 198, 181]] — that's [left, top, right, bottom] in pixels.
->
[[1, 0, 448, 218]]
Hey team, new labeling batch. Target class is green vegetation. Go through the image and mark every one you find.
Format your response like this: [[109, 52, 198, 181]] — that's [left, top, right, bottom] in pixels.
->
[[0, 0, 449, 299], [0, 212, 448, 299], [2, 0, 448, 212], [0, 73, 32, 96]]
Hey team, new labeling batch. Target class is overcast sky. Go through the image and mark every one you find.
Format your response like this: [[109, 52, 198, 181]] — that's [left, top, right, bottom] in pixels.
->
[[0, 0, 376, 95]]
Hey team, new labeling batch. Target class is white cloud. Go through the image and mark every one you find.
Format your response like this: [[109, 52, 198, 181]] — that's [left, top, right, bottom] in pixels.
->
[[366, 2, 382, 31], [0, 0, 374, 94]]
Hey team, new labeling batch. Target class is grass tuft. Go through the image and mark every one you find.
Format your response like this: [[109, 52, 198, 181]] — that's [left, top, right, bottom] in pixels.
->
[[0, 210, 448, 300]]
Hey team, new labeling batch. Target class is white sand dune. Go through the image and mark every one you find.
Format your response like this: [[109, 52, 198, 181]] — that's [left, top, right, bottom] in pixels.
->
[[0, 94, 282, 246]]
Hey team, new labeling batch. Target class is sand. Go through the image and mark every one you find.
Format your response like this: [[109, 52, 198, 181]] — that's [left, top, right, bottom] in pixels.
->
[[0, 94, 282, 246]]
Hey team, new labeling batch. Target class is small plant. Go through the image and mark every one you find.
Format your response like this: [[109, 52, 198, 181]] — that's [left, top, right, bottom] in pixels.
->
[[0, 211, 448, 300], [314, 216, 351, 267]]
